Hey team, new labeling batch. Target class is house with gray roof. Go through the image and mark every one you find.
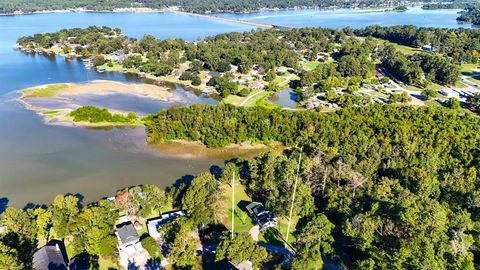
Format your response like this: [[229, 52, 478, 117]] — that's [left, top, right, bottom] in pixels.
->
[[115, 222, 140, 251], [33, 242, 68, 270]]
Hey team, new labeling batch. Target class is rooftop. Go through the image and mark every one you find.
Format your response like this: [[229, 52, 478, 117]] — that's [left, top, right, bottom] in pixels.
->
[[116, 222, 140, 246], [33, 243, 68, 270]]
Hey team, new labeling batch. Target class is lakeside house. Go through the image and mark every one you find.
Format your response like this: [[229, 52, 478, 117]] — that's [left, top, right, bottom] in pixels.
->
[[116, 222, 140, 251], [115, 222, 150, 269], [277, 66, 288, 74], [422, 44, 433, 52], [106, 50, 127, 63], [246, 202, 276, 230], [248, 81, 264, 90], [208, 71, 223, 79], [33, 242, 68, 270], [147, 210, 186, 239], [439, 88, 460, 99]]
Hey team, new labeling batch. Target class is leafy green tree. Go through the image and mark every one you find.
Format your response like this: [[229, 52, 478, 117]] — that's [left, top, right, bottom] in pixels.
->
[[296, 213, 334, 252], [265, 69, 277, 82], [141, 235, 161, 258], [215, 232, 268, 268], [168, 221, 198, 268], [0, 243, 23, 270], [290, 243, 323, 270], [182, 172, 221, 225], [191, 75, 202, 86], [421, 88, 438, 99]]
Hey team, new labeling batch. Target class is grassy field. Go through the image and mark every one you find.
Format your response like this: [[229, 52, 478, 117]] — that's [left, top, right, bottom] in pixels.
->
[[424, 99, 442, 108], [466, 76, 480, 85], [461, 63, 479, 74], [20, 84, 68, 98], [223, 89, 270, 107], [221, 182, 255, 234], [303, 61, 320, 70]]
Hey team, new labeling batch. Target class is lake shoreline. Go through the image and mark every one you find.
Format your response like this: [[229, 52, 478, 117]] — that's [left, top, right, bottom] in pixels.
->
[[0, 5, 416, 17], [17, 80, 178, 127]]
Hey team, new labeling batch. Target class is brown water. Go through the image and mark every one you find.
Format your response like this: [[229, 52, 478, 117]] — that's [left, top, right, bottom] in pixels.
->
[[0, 90, 273, 208]]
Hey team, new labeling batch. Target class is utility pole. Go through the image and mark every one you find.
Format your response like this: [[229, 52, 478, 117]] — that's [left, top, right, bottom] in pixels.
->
[[285, 150, 302, 248], [231, 171, 235, 239]]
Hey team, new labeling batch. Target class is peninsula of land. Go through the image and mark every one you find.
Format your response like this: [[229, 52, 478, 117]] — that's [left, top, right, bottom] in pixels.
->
[[18, 80, 179, 127]]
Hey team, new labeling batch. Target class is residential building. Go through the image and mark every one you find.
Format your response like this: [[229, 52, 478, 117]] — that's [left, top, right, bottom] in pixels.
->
[[116, 222, 140, 251], [33, 242, 68, 270], [248, 81, 264, 90], [147, 210, 185, 239], [246, 202, 276, 230]]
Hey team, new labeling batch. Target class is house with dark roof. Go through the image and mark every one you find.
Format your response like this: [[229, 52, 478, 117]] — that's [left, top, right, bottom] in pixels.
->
[[116, 222, 140, 251], [33, 242, 68, 270]]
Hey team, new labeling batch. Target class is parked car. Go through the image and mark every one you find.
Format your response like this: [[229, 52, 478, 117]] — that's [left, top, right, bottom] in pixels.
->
[[246, 202, 277, 230]]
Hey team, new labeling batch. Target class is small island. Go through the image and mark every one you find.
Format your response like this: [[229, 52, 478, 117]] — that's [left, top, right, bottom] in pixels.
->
[[18, 80, 180, 127]]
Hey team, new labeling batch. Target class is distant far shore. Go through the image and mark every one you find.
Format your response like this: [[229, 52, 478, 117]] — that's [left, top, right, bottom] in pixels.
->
[[0, 4, 414, 17]]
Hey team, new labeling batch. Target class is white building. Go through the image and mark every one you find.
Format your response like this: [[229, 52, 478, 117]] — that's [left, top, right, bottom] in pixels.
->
[[147, 211, 185, 239], [439, 89, 460, 99]]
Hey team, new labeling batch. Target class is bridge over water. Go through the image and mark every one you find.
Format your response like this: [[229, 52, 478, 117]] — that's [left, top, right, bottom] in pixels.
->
[[171, 10, 289, 29]]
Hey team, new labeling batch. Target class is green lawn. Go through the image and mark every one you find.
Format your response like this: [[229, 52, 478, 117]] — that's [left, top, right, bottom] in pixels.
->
[[242, 90, 272, 107], [221, 183, 255, 234], [223, 89, 270, 107], [424, 99, 442, 108], [303, 61, 320, 70], [97, 62, 124, 72], [42, 110, 60, 115], [461, 63, 479, 74], [466, 76, 480, 85], [20, 84, 68, 98]]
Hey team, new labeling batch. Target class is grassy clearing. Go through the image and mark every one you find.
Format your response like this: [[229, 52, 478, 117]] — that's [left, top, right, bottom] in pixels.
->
[[461, 63, 479, 74], [455, 81, 468, 88], [255, 98, 281, 109], [466, 76, 480, 85], [97, 62, 124, 72], [222, 94, 245, 106], [304, 61, 320, 70], [243, 91, 272, 107], [259, 215, 299, 247], [424, 99, 442, 107], [222, 89, 268, 107], [42, 110, 59, 115], [98, 257, 117, 270], [221, 182, 255, 234], [21, 84, 68, 99]]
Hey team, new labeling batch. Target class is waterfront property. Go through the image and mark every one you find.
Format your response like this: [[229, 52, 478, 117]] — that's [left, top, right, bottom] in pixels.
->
[[116, 222, 150, 269], [147, 210, 186, 239], [33, 242, 68, 270], [246, 202, 276, 230]]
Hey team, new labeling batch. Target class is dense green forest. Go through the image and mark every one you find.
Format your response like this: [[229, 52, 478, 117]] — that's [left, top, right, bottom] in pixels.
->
[[3, 103, 480, 269], [1, 0, 430, 14], [422, 0, 479, 10], [146, 103, 480, 268], [458, 5, 480, 25], [355, 25, 480, 63]]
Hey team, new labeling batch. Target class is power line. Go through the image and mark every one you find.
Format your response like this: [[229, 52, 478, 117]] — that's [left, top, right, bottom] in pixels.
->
[[231, 171, 235, 239], [285, 149, 302, 248]]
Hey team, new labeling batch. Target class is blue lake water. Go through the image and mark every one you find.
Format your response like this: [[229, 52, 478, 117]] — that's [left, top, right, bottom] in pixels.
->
[[0, 8, 474, 207], [216, 6, 470, 29]]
